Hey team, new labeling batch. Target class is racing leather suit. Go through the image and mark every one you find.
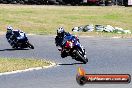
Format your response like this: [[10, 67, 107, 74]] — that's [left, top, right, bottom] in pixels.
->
[[6, 30, 26, 48], [55, 32, 79, 58]]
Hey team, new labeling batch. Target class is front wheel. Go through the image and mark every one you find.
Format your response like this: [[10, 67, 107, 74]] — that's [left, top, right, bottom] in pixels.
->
[[75, 49, 88, 64], [27, 42, 34, 49]]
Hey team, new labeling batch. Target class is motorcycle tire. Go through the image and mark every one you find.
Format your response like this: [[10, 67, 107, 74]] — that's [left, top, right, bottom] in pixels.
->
[[27, 42, 34, 49], [75, 49, 88, 64]]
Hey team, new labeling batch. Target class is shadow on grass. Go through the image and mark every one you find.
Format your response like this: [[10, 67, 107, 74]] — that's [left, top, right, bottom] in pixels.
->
[[58, 62, 84, 65], [0, 48, 29, 51]]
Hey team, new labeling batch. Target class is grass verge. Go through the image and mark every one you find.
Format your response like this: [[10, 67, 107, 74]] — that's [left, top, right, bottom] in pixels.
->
[[0, 58, 51, 73], [0, 5, 132, 37]]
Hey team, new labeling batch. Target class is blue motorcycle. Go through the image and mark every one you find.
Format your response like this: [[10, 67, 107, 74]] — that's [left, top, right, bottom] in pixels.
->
[[62, 35, 88, 64], [7, 32, 34, 49]]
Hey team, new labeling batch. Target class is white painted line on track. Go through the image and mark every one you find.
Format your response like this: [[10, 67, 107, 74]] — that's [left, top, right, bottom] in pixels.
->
[[111, 37, 121, 39], [0, 62, 57, 76]]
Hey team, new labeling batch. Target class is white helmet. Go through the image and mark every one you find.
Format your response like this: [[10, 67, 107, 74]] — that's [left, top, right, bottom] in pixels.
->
[[57, 27, 65, 34], [57, 27, 65, 37], [7, 26, 14, 33]]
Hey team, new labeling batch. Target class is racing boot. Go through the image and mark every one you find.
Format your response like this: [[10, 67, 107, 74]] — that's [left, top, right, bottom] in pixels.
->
[[61, 51, 68, 58]]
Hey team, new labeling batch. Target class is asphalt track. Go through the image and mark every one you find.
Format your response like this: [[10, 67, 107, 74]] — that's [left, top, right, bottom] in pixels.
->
[[0, 35, 132, 88]]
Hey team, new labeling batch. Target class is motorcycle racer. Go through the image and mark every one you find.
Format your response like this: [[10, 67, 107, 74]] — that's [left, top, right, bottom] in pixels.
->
[[6, 26, 27, 48], [55, 27, 81, 58]]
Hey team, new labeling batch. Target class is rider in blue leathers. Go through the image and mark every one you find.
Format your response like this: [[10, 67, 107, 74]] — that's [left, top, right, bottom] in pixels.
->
[[6, 26, 27, 48], [55, 27, 80, 58]]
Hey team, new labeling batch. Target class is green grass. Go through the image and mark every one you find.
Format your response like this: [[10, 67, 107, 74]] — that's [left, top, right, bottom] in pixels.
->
[[0, 58, 51, 73], [0, 5, 132, 37]]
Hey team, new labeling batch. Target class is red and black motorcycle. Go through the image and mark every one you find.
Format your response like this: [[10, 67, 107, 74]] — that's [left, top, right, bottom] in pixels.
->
[[61, 35, 88, 64]]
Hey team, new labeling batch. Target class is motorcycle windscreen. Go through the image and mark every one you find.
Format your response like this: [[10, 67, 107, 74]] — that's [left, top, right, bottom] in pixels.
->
[[62, 35, 77, 45]]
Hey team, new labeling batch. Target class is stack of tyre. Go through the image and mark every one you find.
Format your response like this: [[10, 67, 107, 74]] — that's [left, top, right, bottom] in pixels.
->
[[0, 0, 83, 5]]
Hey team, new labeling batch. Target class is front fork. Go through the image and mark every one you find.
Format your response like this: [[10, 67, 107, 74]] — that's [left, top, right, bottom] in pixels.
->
[[75, 45, 87, 59], [78, 44, 86, 55]]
